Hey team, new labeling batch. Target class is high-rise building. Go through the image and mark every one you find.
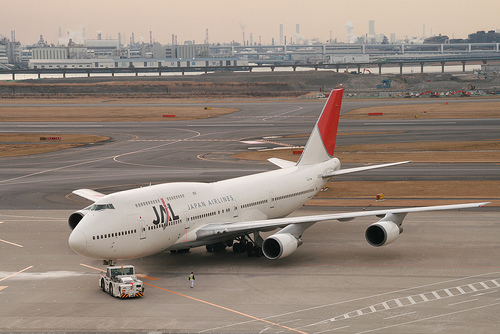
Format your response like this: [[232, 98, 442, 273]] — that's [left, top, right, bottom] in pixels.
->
[[280, 24, 284, 45], [369, 20, 375, 36]]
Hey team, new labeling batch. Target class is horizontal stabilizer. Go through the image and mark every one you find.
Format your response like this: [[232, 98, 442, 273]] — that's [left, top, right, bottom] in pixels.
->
[[323, 161, 411, 178], [268, 158, 296, 169], [73, 189, 106, 202]]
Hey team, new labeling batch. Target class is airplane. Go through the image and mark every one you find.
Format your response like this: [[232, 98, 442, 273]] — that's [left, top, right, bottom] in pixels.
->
[[68, 88, 489, 264]]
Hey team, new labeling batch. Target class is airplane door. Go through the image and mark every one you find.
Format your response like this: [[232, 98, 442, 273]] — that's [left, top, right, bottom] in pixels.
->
[[269, 192, 275, 209], [232, 201, 238, 218], [139, 220, 147, 240], [183, 211, 190, 229], [128, 214, 146, 240]]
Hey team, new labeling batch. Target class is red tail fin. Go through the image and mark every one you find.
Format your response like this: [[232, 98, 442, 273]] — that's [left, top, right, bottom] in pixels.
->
[[297, 88, 343, 166]]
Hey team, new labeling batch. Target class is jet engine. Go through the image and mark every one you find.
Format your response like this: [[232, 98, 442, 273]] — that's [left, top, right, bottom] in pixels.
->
[[68, 208, 90, 230], [262, 233, 303, 260], [365, 220, 403, 247]]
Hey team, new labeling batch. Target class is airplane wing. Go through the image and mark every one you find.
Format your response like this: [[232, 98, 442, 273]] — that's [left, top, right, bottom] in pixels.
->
[[193, 202, 490, 241], [323, 161, 411, 178], [73, 189, 106, 202]]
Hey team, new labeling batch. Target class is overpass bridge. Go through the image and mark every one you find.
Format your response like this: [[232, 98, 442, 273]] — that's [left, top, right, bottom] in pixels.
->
[[2, 55, 500, 80]]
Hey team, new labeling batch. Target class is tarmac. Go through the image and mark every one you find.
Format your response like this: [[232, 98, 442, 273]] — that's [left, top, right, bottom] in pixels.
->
[[0, 97, 499, 333]]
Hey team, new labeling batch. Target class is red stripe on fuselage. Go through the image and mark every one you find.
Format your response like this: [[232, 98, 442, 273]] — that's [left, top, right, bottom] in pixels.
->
[[316, 88, 344, 156], [160, 198, 169, 230]]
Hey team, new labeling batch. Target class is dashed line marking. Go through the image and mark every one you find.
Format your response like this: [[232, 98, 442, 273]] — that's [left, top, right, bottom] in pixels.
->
[[444, 289, 454, 297], [432, 291, 442, 299], [326, 277, 500, 322], [479, 282, 490, 289]]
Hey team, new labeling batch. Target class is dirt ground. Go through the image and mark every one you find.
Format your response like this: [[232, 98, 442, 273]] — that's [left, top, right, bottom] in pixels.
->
[[0, 134, 109, 157], [343, 101, 500, 119], [309, 180, 499, 207]]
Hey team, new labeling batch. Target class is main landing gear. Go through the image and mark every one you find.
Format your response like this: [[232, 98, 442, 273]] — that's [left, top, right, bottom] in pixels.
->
[[206, 233, 264, 257]]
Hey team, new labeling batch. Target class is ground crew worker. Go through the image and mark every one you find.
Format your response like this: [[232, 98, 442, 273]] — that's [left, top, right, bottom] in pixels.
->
[[188, 272, 195, 288]]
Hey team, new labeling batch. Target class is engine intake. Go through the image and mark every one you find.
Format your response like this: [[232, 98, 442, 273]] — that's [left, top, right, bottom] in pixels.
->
[[262, 233, 302, 260], [68, 209, 88, 230], [365, 220, 403, 247]]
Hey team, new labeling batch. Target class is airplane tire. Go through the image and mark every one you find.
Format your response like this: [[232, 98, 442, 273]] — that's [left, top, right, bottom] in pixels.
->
[[101, 279, 105, 292], [233, 242, 240, 253], [206, 244, 214, 252], [109, 283, 113, 297]]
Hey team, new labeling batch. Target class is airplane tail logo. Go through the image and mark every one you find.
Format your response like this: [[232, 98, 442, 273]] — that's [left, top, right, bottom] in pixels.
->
[[297, 88, 344, 166]]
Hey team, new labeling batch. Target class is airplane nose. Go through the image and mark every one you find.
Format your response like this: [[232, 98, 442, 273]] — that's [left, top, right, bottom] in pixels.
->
[[69, 230, 87, 254]]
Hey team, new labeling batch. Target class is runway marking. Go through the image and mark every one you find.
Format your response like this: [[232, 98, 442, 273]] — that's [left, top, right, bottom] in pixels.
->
[[203, 271, 500, 333], [448, 298, 479, 306], [0, 238, 23, 248], [0, 266, 33, 282], [0, 286, 8, 291], [325, 277, 500, 323], [79, 263, 307, 334], [383, 311, 416, 320], [355, 301, 500, 334]]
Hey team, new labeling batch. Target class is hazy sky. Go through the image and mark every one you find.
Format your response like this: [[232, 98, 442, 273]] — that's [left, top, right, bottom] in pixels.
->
[[3, 0, 500, 45]]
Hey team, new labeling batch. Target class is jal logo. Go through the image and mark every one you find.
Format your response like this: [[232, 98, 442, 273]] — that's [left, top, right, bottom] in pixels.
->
[[152, 200, 179, 226]]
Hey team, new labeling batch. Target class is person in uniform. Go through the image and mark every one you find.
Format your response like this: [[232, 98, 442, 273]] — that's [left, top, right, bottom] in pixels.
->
[[188, 272, 195, 288]]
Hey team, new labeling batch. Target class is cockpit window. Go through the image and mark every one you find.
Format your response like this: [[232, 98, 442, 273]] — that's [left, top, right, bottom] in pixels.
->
[[90, 204, 115, 211]]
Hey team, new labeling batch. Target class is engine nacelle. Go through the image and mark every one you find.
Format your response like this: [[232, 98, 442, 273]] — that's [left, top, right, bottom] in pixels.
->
[[365, 220, 403, 247], [262, 233, 302, 260], [68, 209, 89, 230]]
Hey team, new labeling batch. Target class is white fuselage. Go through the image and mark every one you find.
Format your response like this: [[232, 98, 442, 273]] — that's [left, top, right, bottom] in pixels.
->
[[70, 158, 340, 260]]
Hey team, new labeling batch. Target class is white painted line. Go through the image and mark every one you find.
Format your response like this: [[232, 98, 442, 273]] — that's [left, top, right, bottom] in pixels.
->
[[407, 296, 417, 305], [479, 282, 490, 289], [313, 325, 350, 333], [200, 272, 500, 334], [383, 311, 416, 320], [395, 299, 404, 307], [432, 291, 442, 299], [444, 289, 454, 297], [448, 298, 479, 306], [382, 302, 390, 310], [468, 284, 478, 292], [491, 280, 500, 287], [354, 301, 500, 334], [369, 306, 377, 313], [419, 294, 429, 302], [0, 238, 23, 248], [357, 310, 363, 316], [456, 286, 466, 294]]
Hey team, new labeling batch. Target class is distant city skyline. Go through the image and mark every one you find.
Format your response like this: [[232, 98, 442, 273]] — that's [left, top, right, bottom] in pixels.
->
[[2, 0, 500, 45]]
